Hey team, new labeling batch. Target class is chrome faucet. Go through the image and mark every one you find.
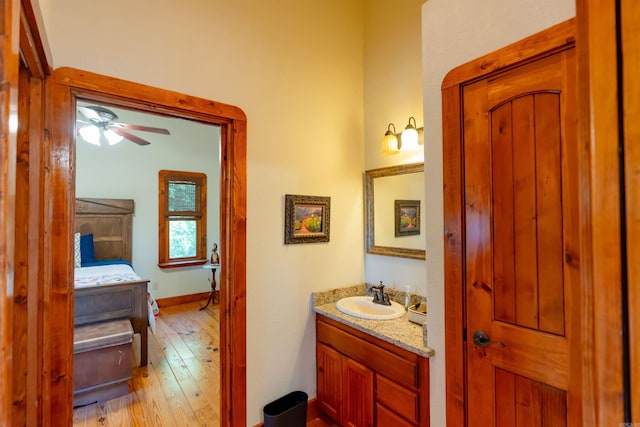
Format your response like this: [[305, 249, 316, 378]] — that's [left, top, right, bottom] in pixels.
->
[[371, 282, 391, 306]]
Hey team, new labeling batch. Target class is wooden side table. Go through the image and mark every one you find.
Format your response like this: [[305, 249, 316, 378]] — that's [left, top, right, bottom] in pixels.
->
[[200, 263, 220, 310]]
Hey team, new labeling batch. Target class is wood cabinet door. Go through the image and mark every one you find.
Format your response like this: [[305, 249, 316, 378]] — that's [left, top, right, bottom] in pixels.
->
[[463, 45, 578, 427], [376, 403, 415, 427], [317, 343, 343, 423], [343, 357, 373, 427]]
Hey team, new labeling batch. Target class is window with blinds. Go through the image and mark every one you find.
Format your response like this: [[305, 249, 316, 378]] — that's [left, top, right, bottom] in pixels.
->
[[159, 170, 207, 267]]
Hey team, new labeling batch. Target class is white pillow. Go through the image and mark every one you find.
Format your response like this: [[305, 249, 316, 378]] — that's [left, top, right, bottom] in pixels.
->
[[74, 232, 81, 267]]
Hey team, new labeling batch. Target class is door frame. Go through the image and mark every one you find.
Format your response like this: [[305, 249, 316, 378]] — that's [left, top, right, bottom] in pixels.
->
[[46, 68, 247, 426], [1, 1, 51, 425], [441, 18, 578, 427], [575, 0, 628, 424]]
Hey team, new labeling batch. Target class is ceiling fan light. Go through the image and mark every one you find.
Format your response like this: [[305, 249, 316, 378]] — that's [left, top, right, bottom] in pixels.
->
[[105, 129, 125, 145], [79, 125, 101, 146]]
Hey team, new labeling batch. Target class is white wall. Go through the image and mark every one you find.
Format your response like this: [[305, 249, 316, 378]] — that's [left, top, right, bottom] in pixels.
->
[[75, 106, 220, 300], [40, 0, 365, 424], [421, 1, 575, 425], [363, 0, 427, 293]]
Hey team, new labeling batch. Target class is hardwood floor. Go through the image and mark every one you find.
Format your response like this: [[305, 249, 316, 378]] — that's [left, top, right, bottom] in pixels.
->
[[72, 301, 336, 427], [307, 415, 340, 427], [73, 301, 221, 426]]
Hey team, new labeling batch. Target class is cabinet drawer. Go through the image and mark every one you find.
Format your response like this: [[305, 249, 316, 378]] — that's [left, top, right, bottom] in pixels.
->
[[376, 403, 415, 427], [377, 375, 419, 423], [317, 319, 418, 388]]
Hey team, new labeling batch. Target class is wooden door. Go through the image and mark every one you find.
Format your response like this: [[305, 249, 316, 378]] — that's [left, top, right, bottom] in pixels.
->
[[462, 46, 577, 426], [317, 343, 343, 423], [343, 358, 373, 427]]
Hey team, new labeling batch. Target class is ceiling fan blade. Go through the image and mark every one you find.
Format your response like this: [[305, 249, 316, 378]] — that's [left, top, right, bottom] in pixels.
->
[[112, 128, 152, 146], [116, 123, 171, 135]]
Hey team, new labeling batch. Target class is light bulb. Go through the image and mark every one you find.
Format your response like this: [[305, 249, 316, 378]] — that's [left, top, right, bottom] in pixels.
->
[[105, 129, 125, 145], [79, 125, 101, 146], [400, 117, 419, 151]]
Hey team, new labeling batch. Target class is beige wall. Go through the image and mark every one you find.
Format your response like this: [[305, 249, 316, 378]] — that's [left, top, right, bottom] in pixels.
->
[[363, 0, 427, 293], [41, 0, 365, 424], [422, 1, 575, 425]]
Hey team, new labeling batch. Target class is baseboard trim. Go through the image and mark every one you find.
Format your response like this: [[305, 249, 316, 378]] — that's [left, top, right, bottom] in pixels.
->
[[307, 397, 320, 420], [251, 397, 319, 427], [156, 292, 209, 308]]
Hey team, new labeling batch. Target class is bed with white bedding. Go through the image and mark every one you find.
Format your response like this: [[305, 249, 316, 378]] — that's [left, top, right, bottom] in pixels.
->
[[74, 263, 142, 287], [74, 198, 149, 366]]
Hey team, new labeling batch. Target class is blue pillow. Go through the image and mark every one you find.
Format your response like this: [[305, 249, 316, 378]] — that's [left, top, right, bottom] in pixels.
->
[[80, 233, 96, 264]]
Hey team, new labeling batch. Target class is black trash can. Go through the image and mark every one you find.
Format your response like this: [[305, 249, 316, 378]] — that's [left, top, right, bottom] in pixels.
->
[[263, 390, 308, 427]]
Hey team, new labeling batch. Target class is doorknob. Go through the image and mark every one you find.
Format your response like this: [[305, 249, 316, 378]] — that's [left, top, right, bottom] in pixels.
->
[[472, 331, 505, 348]]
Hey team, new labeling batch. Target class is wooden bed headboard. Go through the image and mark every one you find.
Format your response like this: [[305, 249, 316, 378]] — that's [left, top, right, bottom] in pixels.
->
[[75, 198, 134, 263]]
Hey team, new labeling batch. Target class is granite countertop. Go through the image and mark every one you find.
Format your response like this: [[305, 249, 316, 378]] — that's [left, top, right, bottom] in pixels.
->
[[312, 285, 435, 358]]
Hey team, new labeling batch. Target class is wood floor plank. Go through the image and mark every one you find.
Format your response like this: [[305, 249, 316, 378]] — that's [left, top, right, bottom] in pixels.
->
[[80, 402, 98, 426], [101, 395, 132, 426], [71, 301, 326, 427], [72, 405, 86, 426], [127, 378, 148, 427], [152, 354, 190, 400], [134, 362, 180, 426], [165, 394, 202, 426], [195, 402, 222, 427], [73, 301, 222, 426]]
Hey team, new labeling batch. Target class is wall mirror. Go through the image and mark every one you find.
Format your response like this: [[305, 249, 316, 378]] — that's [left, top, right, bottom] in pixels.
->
[[365, 162, 426, 260]]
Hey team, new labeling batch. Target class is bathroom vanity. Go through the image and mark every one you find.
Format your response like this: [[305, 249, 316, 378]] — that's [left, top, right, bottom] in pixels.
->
[[313, 286, 433, 427]]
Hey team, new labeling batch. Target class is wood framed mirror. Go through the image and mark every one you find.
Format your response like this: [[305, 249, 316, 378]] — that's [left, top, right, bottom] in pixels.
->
[[365, 162, 426, 260]]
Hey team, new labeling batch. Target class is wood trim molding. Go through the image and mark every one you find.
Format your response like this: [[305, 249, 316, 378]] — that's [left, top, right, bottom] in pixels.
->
[[621, 1, 640, 423], [576, 0, 626, 425], [2, 1, 50, 425], [19, 0, 52, 75], [47, 68, 247, 427], [157, 170, 208, 268], [307, 396, 321, 421], [441, 19, 576, 90], [1, 1, 21, 425], [156, 292, 210, 308], [441, 18, 576, 427]]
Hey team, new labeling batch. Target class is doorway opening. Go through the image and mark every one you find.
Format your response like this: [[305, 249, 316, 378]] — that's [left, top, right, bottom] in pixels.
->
[[46, 68, 247, 426]]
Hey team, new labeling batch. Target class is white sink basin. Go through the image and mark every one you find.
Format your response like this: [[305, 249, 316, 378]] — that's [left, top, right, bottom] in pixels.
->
[[335, 296, 405, 320]]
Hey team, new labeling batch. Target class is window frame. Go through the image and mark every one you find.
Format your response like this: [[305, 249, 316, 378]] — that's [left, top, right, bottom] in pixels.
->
[[158, 169, 207, 268]]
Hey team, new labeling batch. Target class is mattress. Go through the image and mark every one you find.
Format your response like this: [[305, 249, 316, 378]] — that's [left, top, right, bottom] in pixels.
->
[[74, 263, 142, 288]]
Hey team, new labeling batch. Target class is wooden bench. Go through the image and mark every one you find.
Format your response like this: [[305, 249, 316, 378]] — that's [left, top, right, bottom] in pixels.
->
[[73, 319, 134, 407]]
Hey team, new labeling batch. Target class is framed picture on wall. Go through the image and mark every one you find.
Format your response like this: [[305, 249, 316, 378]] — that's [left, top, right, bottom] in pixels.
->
[[395, 199, 420, 237], [284, 194, 331, 244]]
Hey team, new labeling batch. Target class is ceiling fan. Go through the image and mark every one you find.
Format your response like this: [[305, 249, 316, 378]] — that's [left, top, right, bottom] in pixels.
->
[[76, 105, 171, 146]]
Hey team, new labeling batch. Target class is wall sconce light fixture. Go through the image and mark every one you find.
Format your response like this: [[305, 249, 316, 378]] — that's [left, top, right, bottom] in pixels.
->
[[382, 123, 399, 154], [381, 116, 423, 155]]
